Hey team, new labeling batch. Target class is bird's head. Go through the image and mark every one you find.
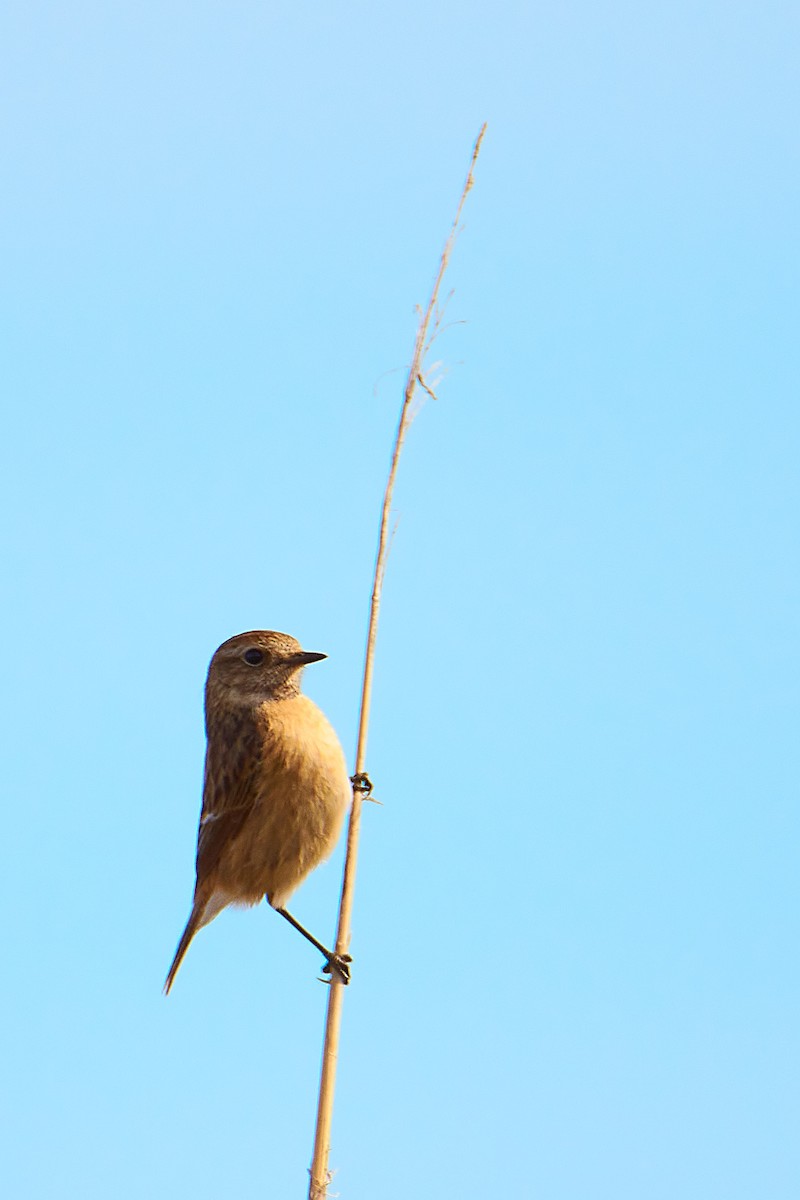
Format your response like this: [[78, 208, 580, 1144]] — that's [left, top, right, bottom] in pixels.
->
[[205, 630, 327, 710]]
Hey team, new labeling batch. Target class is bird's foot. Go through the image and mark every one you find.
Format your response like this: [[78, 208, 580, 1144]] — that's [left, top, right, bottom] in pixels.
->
[[350, 772, 373, 797], [320, 952, 352, 985]]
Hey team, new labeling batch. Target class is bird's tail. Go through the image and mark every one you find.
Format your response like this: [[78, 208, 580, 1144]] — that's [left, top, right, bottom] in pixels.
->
[[164, 905, 204, 995]]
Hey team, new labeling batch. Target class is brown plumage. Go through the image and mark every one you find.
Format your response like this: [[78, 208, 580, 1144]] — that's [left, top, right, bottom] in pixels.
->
[[164, 630, 350, 994]]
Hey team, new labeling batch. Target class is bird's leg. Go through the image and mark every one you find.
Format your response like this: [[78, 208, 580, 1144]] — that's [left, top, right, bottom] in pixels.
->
[[275, 906, 352, 984]]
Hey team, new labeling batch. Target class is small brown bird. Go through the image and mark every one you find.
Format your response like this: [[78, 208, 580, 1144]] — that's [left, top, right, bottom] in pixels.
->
[[164, 630, 351, 994]]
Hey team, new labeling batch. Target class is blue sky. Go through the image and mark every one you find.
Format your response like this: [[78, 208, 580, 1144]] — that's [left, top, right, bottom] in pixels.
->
[[1, 3, 798, 1197]]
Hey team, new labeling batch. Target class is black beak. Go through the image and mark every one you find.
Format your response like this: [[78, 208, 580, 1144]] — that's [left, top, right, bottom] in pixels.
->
[[290, 650, 327, 666]]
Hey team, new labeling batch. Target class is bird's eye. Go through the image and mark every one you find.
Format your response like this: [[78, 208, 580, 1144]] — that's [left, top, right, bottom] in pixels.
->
[[243, 648, 264, 666]]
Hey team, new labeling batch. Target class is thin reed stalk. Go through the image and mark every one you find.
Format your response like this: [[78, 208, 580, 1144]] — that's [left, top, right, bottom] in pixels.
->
[[308, 123, 487, 1200]]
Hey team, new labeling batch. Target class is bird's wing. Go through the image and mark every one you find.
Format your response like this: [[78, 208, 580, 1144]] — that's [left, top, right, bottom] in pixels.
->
[[194, 711, 263, 886]]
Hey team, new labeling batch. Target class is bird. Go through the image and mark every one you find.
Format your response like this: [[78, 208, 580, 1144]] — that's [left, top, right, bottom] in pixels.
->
[[164, 630, 351, 994]]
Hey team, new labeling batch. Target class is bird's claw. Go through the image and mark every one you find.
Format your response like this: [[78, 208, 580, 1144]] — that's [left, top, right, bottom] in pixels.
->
[[350, 772, 373, 797], [320, 953, 352, 985]]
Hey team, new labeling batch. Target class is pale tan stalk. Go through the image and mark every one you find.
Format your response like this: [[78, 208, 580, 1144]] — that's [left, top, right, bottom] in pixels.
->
[[308, 123, 487, 1200]]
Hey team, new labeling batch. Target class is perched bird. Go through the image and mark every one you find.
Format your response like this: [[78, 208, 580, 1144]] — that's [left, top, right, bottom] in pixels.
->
[[164, 630, 351, 994]]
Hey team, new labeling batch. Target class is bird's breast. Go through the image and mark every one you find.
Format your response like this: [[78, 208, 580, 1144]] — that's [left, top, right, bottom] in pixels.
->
[[257, 694, 349, 801], [214, 694, 350, 907]]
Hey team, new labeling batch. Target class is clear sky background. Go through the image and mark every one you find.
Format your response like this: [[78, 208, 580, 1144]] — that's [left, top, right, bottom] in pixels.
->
[[1, 3, 798, 1198]]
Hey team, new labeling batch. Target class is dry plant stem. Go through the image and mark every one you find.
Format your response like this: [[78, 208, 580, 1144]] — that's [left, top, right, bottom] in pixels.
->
[[307, 122, 487, 1200]]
